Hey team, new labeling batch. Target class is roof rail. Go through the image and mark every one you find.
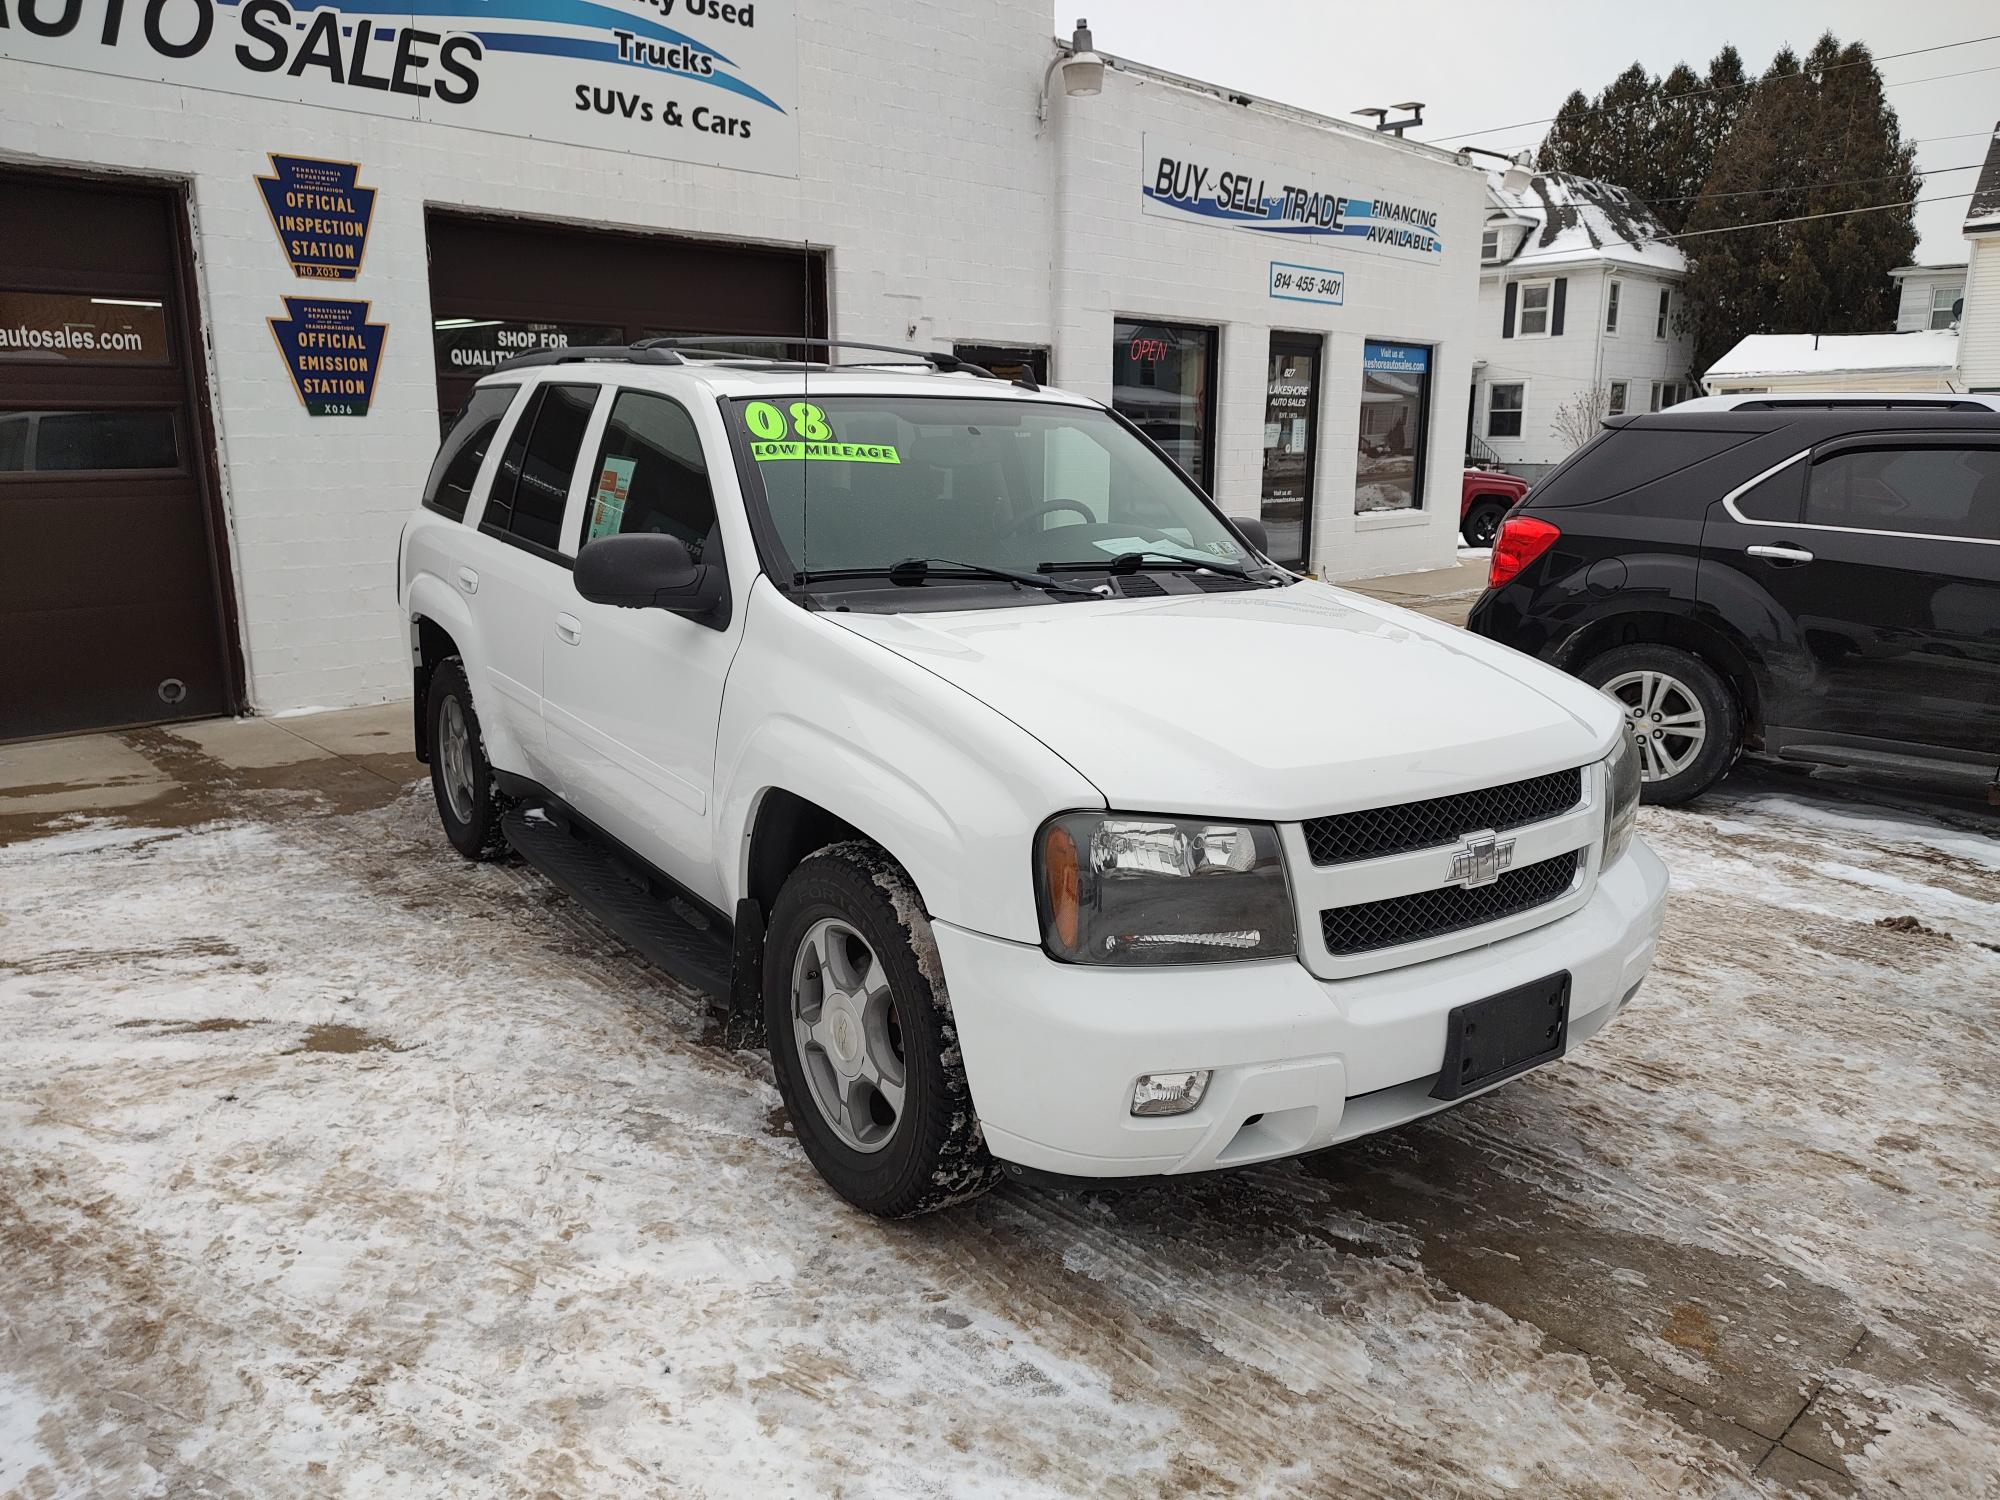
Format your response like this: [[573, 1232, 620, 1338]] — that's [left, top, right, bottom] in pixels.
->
[[492, 343, 687, 373], [633, 336, 1010, 381]]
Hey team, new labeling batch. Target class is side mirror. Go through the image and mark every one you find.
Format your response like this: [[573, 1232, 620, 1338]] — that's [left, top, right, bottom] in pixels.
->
[[1228, 515, 1270, 557], [575, 533, 727, 623]]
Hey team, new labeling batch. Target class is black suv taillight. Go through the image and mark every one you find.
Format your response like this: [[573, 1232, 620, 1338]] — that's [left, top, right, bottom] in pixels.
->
[[1488, 516, 1560, 589]]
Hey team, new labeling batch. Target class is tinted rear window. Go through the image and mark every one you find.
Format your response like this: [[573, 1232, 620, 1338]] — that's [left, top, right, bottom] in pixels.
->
[[1529, 427, 1759, 507], [423, 385, 516, 520]]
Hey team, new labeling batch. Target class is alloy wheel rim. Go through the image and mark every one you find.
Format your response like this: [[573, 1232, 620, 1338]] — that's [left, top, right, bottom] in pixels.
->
[[1601, 669, 1707, 782], [791, 917, 907, 1153], [1472, 509, 1501, 545], [440, 696, 477, 823]]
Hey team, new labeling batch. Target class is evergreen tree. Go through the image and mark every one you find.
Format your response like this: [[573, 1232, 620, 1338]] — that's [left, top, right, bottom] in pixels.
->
[[1681, 34, 1919, 375]]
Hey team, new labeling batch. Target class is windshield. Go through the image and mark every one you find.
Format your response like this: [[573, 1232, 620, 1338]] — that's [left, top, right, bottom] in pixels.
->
[[724, 395, 1253, 582]]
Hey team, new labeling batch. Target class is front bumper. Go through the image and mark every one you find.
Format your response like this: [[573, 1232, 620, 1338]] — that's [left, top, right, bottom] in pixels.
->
[[937, 838, 1668, 1177]]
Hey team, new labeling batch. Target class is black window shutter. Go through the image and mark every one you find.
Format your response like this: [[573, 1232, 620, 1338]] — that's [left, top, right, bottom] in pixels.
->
[[1551, 277, 1567, 337], [1502, 282, 1517, 339]]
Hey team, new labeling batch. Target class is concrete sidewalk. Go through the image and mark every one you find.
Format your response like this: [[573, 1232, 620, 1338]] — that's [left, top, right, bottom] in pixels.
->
[[0, 703, 415, 841], [1339, 554, 1489, 626]]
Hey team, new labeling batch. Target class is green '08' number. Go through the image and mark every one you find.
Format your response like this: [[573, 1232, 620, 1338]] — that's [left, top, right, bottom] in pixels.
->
[[744, 401, 787, 440]]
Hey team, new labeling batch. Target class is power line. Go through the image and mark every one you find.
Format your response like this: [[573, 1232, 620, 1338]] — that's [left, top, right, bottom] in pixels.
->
[[1422, 31, 2000, 144], [1500, 192, 1974, 267], [1637, 161, 1978, 206]]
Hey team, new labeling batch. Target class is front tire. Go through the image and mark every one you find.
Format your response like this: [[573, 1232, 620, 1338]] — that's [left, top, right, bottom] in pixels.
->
[[427, 657, 507, 860], [763, 841, 998, 1217], [1582, 643, 1741, 806]]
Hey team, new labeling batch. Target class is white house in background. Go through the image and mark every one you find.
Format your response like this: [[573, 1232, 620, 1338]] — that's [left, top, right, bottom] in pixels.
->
[[1889, 262, 1967, 331], [1703, 122, 2000, 397], [1703, 330, 1963, 395], [1472, 172, 1697, 479]]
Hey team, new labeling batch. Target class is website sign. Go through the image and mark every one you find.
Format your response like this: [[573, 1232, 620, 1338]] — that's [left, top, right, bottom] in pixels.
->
[[1, 0, 798, 177], [1142, 135, 1443, 265]]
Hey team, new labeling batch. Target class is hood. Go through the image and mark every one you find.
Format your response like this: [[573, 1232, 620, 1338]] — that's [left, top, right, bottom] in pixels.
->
[[829, 582, 1619, 819]]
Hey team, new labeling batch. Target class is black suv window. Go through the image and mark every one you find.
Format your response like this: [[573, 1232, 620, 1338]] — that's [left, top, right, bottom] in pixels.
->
[[486, 383, 598, 552], [575, 390, 718, 559], [423, 385, 516, 520], [1806, 446, 2000, 542], [1530, 426, 1757, 506]]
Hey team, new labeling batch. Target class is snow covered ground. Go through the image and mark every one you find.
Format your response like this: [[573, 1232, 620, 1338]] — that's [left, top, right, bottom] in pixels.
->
[[2, 750, 1997, 1498]]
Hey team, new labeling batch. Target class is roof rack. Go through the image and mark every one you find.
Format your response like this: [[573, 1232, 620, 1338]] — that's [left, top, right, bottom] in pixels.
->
[[492, 336, 1042, 390], [492, 343, 687, 372]]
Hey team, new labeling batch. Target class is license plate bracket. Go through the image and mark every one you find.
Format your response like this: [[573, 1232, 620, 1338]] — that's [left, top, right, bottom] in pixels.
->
[[1430, 971, 1571, 1101]]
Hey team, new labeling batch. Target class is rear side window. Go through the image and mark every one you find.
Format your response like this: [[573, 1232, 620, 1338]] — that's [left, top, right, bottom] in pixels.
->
[[1529, 427, 1758, 507], [423, 385, 516, 520], [576, 390, 718, 558], [1806, 446, 2000, 541], [1733, 460, 1803, 523], [486, 382, 598, 552]]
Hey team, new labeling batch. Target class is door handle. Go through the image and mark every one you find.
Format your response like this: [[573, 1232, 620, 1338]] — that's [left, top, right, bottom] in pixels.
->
[[1746, 543, 1814, 565], [456, 566, 479, 594], [554, 612, 583, 646]]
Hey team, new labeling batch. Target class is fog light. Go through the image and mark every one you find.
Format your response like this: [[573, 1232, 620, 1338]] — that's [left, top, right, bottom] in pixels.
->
[[1131, 1070, 1211, 1117]]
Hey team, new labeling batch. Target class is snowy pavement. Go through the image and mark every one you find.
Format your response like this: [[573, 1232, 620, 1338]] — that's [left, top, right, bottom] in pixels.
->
[[2, 722, 1998, 1498]]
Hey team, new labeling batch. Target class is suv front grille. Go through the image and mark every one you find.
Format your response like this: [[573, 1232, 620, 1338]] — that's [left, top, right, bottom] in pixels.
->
[[1302, 768, 1583, 866], [1319, 850, 1582, 956]]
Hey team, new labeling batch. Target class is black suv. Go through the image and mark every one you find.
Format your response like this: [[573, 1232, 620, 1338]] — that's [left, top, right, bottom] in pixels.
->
[[1468, 403, 2000, 804]]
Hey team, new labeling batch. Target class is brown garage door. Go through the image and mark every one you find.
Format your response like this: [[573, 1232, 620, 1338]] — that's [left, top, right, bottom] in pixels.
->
[[0, 172, 237, 741], [427, 212, 827, 428]]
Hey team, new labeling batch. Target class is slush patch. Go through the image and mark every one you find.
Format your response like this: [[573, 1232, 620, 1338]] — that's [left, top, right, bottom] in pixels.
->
[[751, 440, 902, 464]]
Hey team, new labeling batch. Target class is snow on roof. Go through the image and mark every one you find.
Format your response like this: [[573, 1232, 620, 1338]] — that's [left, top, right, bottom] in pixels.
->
[[1887, 261, 1967, 278], [1485, 171, 1686, 275], [1967, 123, 2000, 233], [1705, 330, 1961, 379]]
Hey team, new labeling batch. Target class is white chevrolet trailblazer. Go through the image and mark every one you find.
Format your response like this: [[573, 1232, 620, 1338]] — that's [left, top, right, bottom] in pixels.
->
[[398, 339, 1667, 1217]]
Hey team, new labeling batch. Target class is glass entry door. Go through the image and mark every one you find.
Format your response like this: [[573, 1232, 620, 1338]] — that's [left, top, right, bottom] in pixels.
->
[[1260, 333, 1322, 570]]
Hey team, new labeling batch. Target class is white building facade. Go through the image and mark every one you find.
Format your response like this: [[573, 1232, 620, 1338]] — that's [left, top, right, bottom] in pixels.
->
[[0, 5, 1485, 737], [1888, 262, 1967, 332], [1472, 174, 1696, 480]]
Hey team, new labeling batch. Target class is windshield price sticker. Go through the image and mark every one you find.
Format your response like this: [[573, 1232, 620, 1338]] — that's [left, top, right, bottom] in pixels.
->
[[744, 400, 901, 464]]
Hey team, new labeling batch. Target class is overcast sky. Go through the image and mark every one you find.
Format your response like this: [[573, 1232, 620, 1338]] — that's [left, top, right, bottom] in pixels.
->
[[1057, 0, 1999, 261]]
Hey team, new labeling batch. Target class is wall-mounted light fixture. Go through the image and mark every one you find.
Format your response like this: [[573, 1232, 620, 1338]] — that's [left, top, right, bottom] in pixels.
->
[[1039, 18, 1106, 124], [1455, 145, 1535, 194]]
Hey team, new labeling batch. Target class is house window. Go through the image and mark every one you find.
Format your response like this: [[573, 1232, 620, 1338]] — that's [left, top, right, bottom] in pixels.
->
[[1930, 285, 1963, 330], [1655, 288, 1672, 339], [1355, 340, 1433, 513], [1518, 280, 1553, 337], [1605, 280, 1621, 334], [1113, 318, 1219, 491], [1650, 381, 1689, 412], [1487, 382, 1525, 438], [1607, 381, 1627, 416], [1480, 227, 1500, 261]]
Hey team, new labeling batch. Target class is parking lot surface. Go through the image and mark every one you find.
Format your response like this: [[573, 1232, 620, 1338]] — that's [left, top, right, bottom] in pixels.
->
[[2, 710, 1997, 1498]]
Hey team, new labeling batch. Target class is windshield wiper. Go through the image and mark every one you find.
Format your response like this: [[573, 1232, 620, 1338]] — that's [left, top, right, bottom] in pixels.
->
[[1040, 550, 1261, 580], [797, 557, 1099, 596]]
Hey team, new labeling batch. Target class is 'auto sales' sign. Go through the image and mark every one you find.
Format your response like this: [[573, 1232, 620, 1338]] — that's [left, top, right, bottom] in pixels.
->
[[0, 0, 798, 178], [1140, 134, 1444, 266]]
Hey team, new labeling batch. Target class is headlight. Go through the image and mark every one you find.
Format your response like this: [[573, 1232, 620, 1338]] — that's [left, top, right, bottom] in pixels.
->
[[1601, 733, 1641, 867], [1035, 813, 1295, 965]]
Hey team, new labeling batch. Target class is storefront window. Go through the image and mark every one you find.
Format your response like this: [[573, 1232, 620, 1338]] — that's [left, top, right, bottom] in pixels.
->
[[1260, 334, 1321, 569], [1113, 318, 1217, 491], [1356, 341, 1433, 513]]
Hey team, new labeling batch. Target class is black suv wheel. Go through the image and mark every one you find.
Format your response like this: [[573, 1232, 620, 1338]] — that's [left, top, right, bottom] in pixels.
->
[[1583, 644, 1741, 805]]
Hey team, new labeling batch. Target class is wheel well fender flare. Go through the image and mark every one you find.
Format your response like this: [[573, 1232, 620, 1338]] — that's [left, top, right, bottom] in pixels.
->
[[1556, 606, 1764, 736]]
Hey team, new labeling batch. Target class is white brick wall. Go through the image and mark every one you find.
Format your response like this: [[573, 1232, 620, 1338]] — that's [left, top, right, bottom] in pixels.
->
[[1049, 66, 1487, 582], [2, 7, 1487, 715]]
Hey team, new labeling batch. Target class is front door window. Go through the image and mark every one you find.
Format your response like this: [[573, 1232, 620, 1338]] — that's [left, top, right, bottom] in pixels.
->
[[1260, 335, 1321, 570]]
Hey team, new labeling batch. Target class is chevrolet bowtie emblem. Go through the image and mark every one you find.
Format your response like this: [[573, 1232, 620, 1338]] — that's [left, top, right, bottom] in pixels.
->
[[1450, 830, 1515, 888]]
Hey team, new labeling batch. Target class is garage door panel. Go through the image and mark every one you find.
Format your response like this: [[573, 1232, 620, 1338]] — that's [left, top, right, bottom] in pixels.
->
[[1, 597, 230, 739]]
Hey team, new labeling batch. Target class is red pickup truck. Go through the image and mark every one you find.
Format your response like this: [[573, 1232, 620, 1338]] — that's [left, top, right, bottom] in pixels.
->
[[1460, 467, 1531, 547]]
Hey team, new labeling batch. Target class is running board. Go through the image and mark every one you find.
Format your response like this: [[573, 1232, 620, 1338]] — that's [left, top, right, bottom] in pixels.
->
[[1773, 743, 1999, 794], [502, 803, 732, 1001]]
